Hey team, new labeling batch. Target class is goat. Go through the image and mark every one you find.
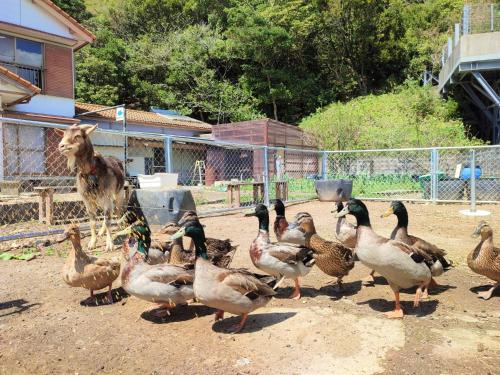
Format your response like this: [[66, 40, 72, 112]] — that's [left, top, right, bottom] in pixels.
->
[[56, 124, 125, 251]]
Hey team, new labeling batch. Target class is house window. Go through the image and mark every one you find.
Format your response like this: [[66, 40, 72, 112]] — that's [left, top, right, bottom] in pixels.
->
[[0, 34, 43, 88], [153, 147, 166, 173], [3, 125, 45, 175]]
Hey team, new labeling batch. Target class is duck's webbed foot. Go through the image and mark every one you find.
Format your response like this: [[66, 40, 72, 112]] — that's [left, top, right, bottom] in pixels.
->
[[227, 314, 248, 334], [362, 270, 376, 286], [477, 282, 499, 300]]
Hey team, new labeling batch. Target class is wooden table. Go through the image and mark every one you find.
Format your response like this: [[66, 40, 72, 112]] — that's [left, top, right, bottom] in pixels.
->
[[226, 182, 265, 208], [35, 182, 132, 224], [34, 186, 67, 225], [275, 181, 289, 201]]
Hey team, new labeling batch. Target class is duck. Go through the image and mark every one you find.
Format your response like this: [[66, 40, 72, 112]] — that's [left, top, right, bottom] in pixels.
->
[[381, 201, 452, 270], [116, 211, 236, 269], [116, 210, 169, 265], [171, 220, 276, 333], [61, 224, 120, 304], [245, 204, 315, 299], [120, 236, 195, 317], [336, 199, 435, 318], [177, 210, 238, 268], [468, 221, 499, 300], [295, 212, 355, 290], [333, 202, 357, 248], [273, 199, 309, 245]]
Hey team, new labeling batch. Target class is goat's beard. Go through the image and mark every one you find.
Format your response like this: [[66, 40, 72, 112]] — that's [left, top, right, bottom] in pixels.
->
[[66, 154, 77, 171]]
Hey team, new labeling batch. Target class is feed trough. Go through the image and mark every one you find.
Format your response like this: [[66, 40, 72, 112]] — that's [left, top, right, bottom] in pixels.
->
[[126, 188, 196, 225], [315, 180, 353, 202]]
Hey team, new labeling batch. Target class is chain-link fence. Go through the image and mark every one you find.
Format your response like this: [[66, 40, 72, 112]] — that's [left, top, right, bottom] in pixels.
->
[[0, 117, 499, 238]]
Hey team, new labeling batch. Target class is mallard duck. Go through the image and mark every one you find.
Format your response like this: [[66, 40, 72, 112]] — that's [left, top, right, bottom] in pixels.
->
[[295, 212, 355, 290], [273, 199, 309, 245], [120, 237, 195, 317], [333, 202, 357, 248], [171, 220, 276, 333], [61, 224, 120, 304], [245, 204, 315, 299], [381, 201, 452, 270], [116, 210, 170, 265], [468, 221, 499, 300], [336, 199, 435, 318], [177, 210, 238, 268]]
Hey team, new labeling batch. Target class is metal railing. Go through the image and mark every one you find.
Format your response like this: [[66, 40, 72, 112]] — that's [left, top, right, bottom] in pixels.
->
[[0, 117, 499, 236], [441, 4, 500, 67], [0, 62, 43, 88]]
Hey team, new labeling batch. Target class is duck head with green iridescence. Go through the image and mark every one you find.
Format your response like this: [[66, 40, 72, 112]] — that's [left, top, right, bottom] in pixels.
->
[[171, 220, 208, 260], [381, 201, 409, 228], [335, 199, 371, 227], [244, 204, 270, 231], [116, 210, 152, 257]]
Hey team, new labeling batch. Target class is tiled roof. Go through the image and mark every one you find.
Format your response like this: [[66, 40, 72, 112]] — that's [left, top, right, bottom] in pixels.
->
[[37, 0, 95, 42], [75, 102, 212, 133], [0, 66, 41, 94]]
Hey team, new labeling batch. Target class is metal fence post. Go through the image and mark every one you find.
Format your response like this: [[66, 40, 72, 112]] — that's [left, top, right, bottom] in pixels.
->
[[263, 146, 270, 206], [491, 4, 495, 32], [164, 136, 173, 173], [321, 151, 328, 180], [470, 149, 476, 212], [430, 148, 439, 202], [463, 5, 470, 34]]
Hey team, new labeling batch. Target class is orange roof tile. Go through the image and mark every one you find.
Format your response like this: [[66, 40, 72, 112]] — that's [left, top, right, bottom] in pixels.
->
[[0, 66, 41, 94], [75, 102, 212, 133]]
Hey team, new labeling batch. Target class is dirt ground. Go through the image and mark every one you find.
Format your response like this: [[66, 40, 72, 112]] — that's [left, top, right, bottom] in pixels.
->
[[1, 200, 499, 375]]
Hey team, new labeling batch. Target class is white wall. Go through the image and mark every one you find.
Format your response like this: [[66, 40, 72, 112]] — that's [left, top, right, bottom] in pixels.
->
[[94, 145, 124, 161], [0, 0, 74, 39], [10, 95, 75, 117]]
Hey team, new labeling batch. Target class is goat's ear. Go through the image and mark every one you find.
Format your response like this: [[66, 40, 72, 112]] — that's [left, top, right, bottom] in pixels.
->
[[80, 124, 98, 136], [54, 128, 66, 137]]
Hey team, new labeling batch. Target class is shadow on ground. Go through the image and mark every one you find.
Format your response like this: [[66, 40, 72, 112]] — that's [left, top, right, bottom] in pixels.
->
[[212, 311, 297, 334], [470, 284, 499, 299], [359, 298, 439, 317], [79, 287, 129, 307], [0, 299, 41, 317], [141, 304, 214, 324]]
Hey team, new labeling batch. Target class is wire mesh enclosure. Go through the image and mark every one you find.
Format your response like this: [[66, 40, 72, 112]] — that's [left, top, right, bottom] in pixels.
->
[[0, 117, 499, 237]]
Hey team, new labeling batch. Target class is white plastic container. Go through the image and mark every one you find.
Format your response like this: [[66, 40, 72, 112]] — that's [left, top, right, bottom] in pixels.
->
[[138, 173, 178, 189]]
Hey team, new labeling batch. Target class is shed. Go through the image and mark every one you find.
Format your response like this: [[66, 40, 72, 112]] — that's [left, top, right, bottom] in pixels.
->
[[208, 118, 317, 184]]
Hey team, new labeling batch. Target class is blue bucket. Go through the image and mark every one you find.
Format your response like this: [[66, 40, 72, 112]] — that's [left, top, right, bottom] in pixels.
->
[[460, 165, 481, 180]]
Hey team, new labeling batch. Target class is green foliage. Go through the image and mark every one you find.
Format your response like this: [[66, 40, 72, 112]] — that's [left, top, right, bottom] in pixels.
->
[[53, 0, 91, 22], [74, 0, 479, 145], [300, 81, 483, 149]]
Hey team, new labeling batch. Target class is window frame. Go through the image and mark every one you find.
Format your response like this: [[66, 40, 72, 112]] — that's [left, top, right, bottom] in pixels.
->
[[0, 33, 44, 89]]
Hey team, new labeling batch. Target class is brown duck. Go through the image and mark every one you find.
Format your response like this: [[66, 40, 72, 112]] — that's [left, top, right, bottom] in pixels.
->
[[468, 221, 500, 300], [61, 224, 120, 304], [297, 212, 355, 290]]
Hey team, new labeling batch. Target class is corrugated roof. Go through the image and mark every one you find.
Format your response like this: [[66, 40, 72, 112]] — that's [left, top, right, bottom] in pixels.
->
[[75, 102, 212, 133]]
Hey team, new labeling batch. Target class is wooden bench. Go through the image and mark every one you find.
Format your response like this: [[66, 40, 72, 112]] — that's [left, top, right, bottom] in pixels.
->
[[35, 182, 132, 224], [227, 182, 265, 208]]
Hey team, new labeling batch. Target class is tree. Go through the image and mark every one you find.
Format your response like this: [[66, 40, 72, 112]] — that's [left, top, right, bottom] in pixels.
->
[[300, 81, 482, 150], [52, 0, 91, 22]]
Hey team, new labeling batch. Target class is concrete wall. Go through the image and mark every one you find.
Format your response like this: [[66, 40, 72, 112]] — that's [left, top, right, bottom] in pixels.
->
[[439, 31, 500, 90]]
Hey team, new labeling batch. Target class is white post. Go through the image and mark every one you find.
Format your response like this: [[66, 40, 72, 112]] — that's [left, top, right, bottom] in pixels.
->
[[454, 23, 460, 46], [447, 37, 453, 57]]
